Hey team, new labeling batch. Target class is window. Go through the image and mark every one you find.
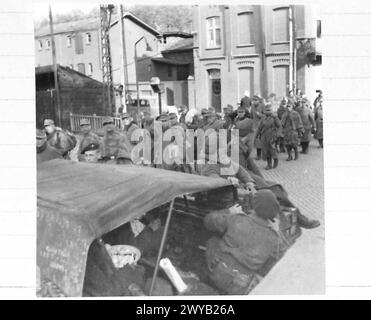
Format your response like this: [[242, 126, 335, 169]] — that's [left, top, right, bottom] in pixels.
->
[[238, 67, 254, 99], [75, 33, 84, 54], [206, 16, 221, 48], [77, 63, 85, 75], [45, 39, 51, 49], [86, 32, 92, 45], [273, 65, 289, 98], [67, 35, 72, 47], [238, 12, 254, 45], [273, 8, 289, 42], [38, 40, 43, 50], [167, 65, 173, 78], [317, 20, 321, 38], [88, 63, 93, 76]]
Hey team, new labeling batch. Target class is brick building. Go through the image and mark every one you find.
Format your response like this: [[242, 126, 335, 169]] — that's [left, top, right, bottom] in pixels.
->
[[191, 5, 322, 112]]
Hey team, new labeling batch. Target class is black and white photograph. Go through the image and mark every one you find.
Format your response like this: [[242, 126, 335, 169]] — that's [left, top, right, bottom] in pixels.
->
[[34, 3, 325, 297]]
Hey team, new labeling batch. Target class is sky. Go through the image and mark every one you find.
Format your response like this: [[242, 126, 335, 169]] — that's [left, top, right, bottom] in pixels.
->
[[32, 2, 138, 22], [33, 3, 98, 21]]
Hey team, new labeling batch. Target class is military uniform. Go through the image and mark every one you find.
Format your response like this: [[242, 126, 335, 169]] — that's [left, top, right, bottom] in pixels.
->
[[314, 105, 323, 148], [281, 109, 304, 161], [36, 129, 63, 165], [240, 96, 252, 110], [73, 119, 101, 161], [44, 119, 77, 157], [200, 111, 225, 131], [296, 105, 316, 154], [233, 114, 262, 177], [256, 107, 282, 169], [101, 117, 133, 164], [276, 102, 288, 153], [250, 98, 265, 160]]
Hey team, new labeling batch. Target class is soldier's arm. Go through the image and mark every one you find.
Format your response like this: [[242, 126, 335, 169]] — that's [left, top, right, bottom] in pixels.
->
[[274, 116, 282, 129], [204, 212, 229, 234], [236, 165, 255, 184], [309, 112, 316, 129]]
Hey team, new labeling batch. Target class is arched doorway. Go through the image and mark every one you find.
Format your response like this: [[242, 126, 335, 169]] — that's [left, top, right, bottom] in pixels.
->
[[208, 69, 221, 112]]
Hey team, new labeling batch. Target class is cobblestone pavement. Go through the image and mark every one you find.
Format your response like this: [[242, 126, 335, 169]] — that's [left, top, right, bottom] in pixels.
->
[[252, 140, 325, 294], [255, 140, 325, 240]]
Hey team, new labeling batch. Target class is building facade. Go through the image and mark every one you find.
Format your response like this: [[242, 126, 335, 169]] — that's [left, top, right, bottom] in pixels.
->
[[192, 5, 321, 112], [34, 13, 161, 91], [35, 18, 102, 81]]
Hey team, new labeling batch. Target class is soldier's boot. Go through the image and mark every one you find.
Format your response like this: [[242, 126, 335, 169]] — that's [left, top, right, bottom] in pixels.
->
[[279, 141, 286, 153], [305, 141, 310, 154], [254, 149, 262, 161], [319, 139, 323, 148], [273, 158, 279, 169], [286, 146, 293, 161], [294, 146, 299, 160], [300, 142, 306, 154], [264, 157, 272, 170], [297, 211, 320, 229]]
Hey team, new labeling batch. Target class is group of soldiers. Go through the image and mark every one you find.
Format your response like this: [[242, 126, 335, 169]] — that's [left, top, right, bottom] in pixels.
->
[[36, 90, 322, 296], [36, 88, 323, 175]]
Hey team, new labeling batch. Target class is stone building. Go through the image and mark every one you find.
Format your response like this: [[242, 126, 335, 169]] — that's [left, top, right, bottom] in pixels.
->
[[191, 5, 322, 112]]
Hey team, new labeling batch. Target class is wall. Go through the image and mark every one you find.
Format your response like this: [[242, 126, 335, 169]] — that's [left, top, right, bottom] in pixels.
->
[[162, 80, 188, 106], [35, 29, 102, 82], [193, 5, 320, 110], [110, 17, 160, 88], [162, 49, 194, 77]]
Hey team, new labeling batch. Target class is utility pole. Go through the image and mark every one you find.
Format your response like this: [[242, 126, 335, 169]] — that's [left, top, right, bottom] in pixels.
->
[[288, 6, 294, 92], [100, 4, 115, 115], [49, 5, 61, 127], [120, 5, 128, 112], [135, 36, 144, 127], [292, 5, 297, 91]]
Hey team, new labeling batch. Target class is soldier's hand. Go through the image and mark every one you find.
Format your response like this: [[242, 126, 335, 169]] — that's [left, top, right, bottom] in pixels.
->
[[227, 176, 239, 186], [229, 204, 244, 214], [269, 217, 280, 232], [245, 182, 256, 193]]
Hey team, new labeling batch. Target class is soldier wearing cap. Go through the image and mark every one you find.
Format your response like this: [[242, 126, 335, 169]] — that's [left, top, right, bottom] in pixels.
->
[[142, 111, 154, 136], [177, 105, 188, 125], [75, 118, 101, 161], [296, 98, 316, 154], [256, 103, 282, 170], [199, 108, 224, 131], [36, 128, 62, 164], [101, 116, 133, 165], [250, 95, 265, 161], [314, 97, 323, 148], [232, 106, 263, 177], [276, 98, 288, 153], [82, 142, 101, 163], [43, 119, 77, 158], [240, 90, 252, 112], [122, 113, 139, 146], [281, 102, 304, 161]]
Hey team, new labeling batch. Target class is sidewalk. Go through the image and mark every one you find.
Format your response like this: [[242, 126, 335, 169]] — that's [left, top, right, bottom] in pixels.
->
[[251, 141, 325, 295]]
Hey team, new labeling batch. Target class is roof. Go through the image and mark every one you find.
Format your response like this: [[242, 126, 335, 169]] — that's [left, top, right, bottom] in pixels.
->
[[162, 37, 194, 53], [162, 31, 193, 39], [36, 64, 103, 89], [151, 57, 189, 66], [35, 17, 100, 37], [37, 159, 230, 296], [35, 12, 160, 38], [110, 12, 160, 37]]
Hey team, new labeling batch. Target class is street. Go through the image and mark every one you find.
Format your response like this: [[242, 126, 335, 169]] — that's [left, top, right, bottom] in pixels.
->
[[252, 140, 325, 294], [257, 141, 324, 236]]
